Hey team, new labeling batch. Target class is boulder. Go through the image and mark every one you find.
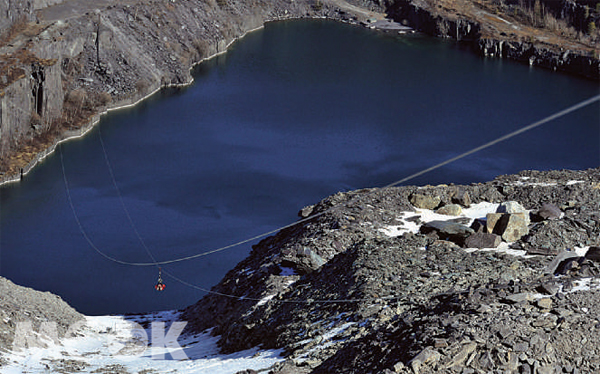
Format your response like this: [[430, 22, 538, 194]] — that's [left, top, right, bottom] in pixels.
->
[[436, 204, 462, 216], [496, 213, 529, 242], [421, 220, 475, 246], [410, 193, 441, 210], [535, 203, 562, 221], [281, 247, 326, 274], [444, 342, 477, 369], [538, 281, 559, 295], [585, 247, 600, 262], [409, 347, 441, 374], [503, 292, 533, 304], [554, 257, 584, 275], [470, 219, 486, 233], [451, 187, 471, 207], [497, 201, 530, 225], [536, 298, 552, 310], [486, 213, 504, 234], [525, 247, 561, 256], [464, 232, 502, 248], [497, 201, 528, 215], [544, 250, 581, 274], [299, 205, 315, 218], [486, 212, 529, 242]]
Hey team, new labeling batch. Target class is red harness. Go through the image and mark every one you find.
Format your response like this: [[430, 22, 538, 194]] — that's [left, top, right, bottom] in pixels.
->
[[155, 268, 166, 291]]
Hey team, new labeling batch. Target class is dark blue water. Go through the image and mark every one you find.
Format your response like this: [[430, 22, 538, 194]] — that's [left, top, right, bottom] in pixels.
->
[[1, 20, 598, 315]]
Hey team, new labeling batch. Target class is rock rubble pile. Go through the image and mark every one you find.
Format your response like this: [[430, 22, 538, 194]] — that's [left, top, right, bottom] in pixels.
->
[[183, 168, 600, 373]]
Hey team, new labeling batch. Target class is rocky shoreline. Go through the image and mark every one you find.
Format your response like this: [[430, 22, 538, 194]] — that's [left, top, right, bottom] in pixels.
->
[[0, 0, 334, 183], [1, 0, 599, 184], [383, 0, 600, 80]]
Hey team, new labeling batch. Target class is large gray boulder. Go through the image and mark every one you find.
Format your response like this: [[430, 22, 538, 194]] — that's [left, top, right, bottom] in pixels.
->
[[281, 246, 326, 274], [410, 193, 441, 210], [464, 232, 502, 249], [535, 203, 562, 221], [497, 201, 530, 225], [497, 201, 528, 214], [487, 212, 530, 242], [420, 220, 475, 246], [435, 204, 462, 216], [451, 187, 471, 207], [496, 213, 529, 242]]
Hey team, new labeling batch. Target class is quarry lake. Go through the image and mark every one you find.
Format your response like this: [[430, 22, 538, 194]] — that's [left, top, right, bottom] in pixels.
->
[[1, 19, 599, 315]]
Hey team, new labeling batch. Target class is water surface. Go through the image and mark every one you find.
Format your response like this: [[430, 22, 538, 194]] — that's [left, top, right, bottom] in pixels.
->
[[1, 20, 598, 315]]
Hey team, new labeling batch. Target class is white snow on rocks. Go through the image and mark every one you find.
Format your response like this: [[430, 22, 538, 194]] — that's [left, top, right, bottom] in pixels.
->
[[256, 294, 276, 306], [377, 202, 556, 257], [256, 268, 298, 306], [2, 310, 283, 374], [463, 242, 529, 257], [566, 180, 584, 186], [511, 177, 585, 188], [379, 202, 500, 238], [293, 321, 355, 365]]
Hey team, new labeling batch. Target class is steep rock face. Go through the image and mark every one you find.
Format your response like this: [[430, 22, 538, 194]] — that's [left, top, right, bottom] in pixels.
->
[[1, 74, 34, 154], [0, 44, 65, 155], [1, 0, 598, 179], [536, 0, 599, 34], [33, 0, 65, 10], [385, 0, 481, 40], [384, 0, 599, 79], [0, 0, 338, 172], [479, 38, 600, 79], [0, 1, 34, 31]]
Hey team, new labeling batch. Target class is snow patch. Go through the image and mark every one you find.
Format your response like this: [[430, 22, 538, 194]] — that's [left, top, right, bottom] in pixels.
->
[[566, 277, 600, 294], [511, 181, 558, 187], [574, 246, 590, 257], [566, 180, 584, 186], [256, 294, 275, 306], [2, 311, 283, 374], [379, 202, 500, 238], [463, 242, 531, 258], [294, 322, 355, 364]]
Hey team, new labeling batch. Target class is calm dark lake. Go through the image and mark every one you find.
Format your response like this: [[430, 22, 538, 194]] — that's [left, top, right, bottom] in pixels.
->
[[1, 20, 598, 315]]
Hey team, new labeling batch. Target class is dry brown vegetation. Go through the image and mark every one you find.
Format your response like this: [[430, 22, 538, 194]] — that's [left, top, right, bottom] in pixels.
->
[[0, 16, 30, 47], [1, 85, 113, 176], [472, 0, 600, 49], [407, 0, 599, 55], [0, 48, 57, 91]]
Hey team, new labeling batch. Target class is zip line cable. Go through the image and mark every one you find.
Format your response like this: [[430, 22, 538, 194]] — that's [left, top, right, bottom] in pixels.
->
[[60, 145, 142, 266], [62, 94, 600, 266], [61, 141, 402, 303], [160, 266, 399, 304], [97, 126, 160, 268], [60, 94, 600, 302], [380, 94, 600, 189]]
